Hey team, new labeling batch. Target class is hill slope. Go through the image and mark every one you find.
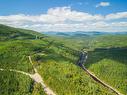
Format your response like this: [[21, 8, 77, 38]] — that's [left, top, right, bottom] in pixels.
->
[[0, 24, 116, 95], [0, 24, 44, 41], [45, 31, 127, 95]]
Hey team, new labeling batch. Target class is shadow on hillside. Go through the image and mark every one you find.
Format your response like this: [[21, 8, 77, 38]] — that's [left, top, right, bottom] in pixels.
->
[[33, 47, 77, 65], [85, 47, 127, 68]]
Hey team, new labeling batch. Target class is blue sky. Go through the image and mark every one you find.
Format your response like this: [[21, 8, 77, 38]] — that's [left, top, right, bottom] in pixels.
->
[[0, 0, 127, 32], [0, 0, 127, 15]]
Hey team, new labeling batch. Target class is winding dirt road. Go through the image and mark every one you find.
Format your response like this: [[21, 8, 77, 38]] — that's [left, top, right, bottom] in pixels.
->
[[77, 51, 123, 95], [1, 51, 123, 95], [28, 56, 56, 95], [0, 56, 56, 95]]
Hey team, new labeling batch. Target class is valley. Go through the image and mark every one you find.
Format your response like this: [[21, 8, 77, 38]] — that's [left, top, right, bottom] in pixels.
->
[[0, 24, 127, 95]]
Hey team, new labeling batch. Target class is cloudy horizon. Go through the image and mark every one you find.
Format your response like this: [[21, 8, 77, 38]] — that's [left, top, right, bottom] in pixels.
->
[[0, 0, 127, 32]]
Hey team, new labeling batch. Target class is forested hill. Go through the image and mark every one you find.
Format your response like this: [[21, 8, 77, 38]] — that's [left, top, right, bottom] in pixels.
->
[[0, 24, 44, 40], [0, 24, 117, 95]]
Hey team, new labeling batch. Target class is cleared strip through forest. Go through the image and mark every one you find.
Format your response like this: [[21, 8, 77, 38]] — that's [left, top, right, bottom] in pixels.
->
[[77, 51, 123, 95]]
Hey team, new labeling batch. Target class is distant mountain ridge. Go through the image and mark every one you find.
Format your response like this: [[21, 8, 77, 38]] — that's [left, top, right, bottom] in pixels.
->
[[43, 31, 127, 37]]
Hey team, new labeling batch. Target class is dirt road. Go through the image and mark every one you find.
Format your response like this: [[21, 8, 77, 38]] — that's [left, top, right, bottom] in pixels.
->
[[28, 56, 56, 95], [0, 56, 56, 95], [77, 51, 123, 95]]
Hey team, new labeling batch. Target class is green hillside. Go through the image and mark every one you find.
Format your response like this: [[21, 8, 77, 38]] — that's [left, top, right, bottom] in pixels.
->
[[0, 24, 116, 95], [0, 24, 44, 41], [92, 35, 127, 48], [80, 35, 127, 95], [0, 71, 46, 95], [46, 33, 127, 95], [85, 48, 127, 95]]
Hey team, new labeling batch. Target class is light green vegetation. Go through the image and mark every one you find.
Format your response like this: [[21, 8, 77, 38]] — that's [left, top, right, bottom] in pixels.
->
[[49, 35, 127, 50], [0, 24, 43, 41], [32, 83, 46, 95], [31, 38, 116, 95], [46, 35, 92, 50], [81, 35, 127, 95], [36, 60, 115, 95], [0, 70, 46, 95], [0, 24, 47, 94], [47, 33, 127, 95], [0, 41, 33, 72], [0, 70, 33, 95], [85, 49, 127, 95], [93, 35, 127, 48], [0, 24, 126, 95]]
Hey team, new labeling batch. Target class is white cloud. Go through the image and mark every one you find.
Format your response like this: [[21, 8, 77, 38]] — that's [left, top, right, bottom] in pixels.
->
[[0, 6, 127, 32], [96, 2, 110, 8], [106, 12, 127, 20], [47, 6, 104, 22], [0, 6, 104, 24]]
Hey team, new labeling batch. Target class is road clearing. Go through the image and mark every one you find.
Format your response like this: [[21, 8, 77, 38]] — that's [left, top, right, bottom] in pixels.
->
[[28, 56, 56, 95], [77, 51, 123, 95], [0, 56, 56, 95]]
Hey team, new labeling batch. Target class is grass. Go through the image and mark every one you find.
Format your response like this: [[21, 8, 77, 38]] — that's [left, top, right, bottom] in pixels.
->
[[35, 60, 116, 95], [0, 70, 46, 95], [0, 70, 33, 95], [0, 41, 34, 73], [0, 24, 127, 95], [31, 44, 116, 95], [93, 35, 127, 48], [85, 49, 127, 95], [0, 38, 50, 73], [46, 35, 92, 50], [0, 24, 44, 41], [32, 83, 46, 95]]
